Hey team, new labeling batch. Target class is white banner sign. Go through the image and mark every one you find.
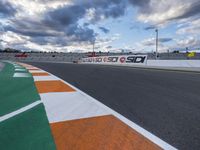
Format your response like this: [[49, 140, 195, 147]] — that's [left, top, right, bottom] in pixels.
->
[[82, 55, 148, 64]]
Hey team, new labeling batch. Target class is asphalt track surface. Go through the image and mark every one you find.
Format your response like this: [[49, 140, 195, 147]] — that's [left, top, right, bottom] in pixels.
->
[[29, 62, 200, 150]]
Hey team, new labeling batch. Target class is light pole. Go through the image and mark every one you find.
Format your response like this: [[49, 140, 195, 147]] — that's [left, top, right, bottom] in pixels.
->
[[155, 29, 158, 60], [93, 41, 95, 53], [92, 40, 95, 57]]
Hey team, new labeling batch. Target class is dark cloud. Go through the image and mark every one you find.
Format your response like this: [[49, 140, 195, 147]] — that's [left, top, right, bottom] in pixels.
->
[[128, 0, 151, 13], [35, 0, 66, 2], [65, 24, 96, 42], [4, 0, 127, 46], [4, 18, 61, 37], [129, 0, 200, 23], [144, 26, 156, 30], [170, 1, 200, 20], [44, 0, 127, 25], [1, 0, 128, 49], [0, 0, 16, 17], [42, 4, 96, 43], [159, 38, 173, 43], [4, 4, 96, 45], [83, 23, 90, 26], [106, 46, 112, 49], [99, 27, 110, 34], [42, 0, 127, 40], [143, 37, 173, 46], [30, 36, 68, 46], [82, 0, 127, 22], [128, 0, 150, 7], [44, 5, 86, 27]]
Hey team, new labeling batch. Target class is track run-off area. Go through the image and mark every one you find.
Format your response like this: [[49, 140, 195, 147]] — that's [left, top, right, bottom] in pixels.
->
[[28, 62, 200, 150]]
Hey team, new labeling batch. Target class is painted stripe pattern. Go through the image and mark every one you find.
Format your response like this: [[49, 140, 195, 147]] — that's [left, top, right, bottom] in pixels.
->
[[0, 61, 56, 150], [17, 62, 177, 150]]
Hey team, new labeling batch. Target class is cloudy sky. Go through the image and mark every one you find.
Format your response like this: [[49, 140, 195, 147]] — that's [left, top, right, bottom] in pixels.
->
[[0, 0, 200, 52]]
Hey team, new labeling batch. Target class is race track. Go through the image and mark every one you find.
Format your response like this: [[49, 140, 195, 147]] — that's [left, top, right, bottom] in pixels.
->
[[28, 62, 200, 150]]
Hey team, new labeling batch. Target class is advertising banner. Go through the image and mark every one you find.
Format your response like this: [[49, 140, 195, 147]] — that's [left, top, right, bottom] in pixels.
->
[[82, 55, 148, 65]]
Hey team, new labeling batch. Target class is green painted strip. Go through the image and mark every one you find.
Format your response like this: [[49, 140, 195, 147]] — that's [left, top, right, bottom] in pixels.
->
[[0, 61, 56, 149], [0, 104, 56, 150], [0, 62, 15, 77], [0, 62, 40, 116], [0, 62, 39, 116], [0, 62, 4, 72]]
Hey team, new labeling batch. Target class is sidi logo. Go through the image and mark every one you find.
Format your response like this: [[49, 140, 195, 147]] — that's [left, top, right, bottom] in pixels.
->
[[126, 56, 146, 63], [82, 55, 147, 64]]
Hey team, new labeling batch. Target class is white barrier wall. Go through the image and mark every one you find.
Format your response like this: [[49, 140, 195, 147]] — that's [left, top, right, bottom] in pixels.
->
[[147, 60, 200, 67], [82, 55, 148, 65], [81, 55, 200, 68]]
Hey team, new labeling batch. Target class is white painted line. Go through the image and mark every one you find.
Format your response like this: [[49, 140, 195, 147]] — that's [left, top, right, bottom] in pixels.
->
[[15, 69, 27, 72], [14, 67, 25, 69], [40, 92, 110, 123], [0, 101, 42, 122], [23, 66, 38, 69], [13, 64, 24, 67], [42, 70, 177, 150], [13, 73, 31, 78], [33, 75, 59, 81], [29, 70, 45, 73]]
